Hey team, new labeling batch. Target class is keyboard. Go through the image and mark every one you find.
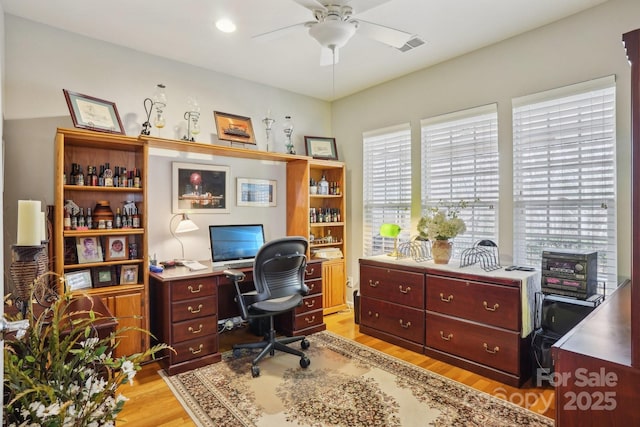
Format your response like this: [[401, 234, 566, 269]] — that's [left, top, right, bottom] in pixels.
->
[[227, 261, 254, 269], [182, 260, 208, 271]]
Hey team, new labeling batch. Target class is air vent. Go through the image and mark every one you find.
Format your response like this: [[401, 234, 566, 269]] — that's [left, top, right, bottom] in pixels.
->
[[396, 36, 425, 53]]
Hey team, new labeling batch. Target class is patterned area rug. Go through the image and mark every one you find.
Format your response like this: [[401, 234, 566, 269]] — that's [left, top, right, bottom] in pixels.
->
[[161, 331, 553, 427]]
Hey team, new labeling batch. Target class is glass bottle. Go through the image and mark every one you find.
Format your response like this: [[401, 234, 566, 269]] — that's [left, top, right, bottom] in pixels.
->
[[318, 173, 329, 195]]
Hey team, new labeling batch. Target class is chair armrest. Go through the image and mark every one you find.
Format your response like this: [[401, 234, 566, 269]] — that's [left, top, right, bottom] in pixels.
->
[[224, 269, 246, 282], [301, 283, 309, 296]]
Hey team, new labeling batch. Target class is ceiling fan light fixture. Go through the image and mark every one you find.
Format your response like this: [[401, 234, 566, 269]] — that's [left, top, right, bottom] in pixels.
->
[[308, 20, 356, 50], [215, 18, 236, 33]]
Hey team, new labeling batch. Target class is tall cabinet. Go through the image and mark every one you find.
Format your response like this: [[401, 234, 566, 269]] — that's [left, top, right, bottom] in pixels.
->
[[287, 159, 347, 315], [53, 128, 149, 357]]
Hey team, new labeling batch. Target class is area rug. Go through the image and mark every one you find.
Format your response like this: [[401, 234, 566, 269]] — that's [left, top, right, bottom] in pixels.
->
[[161, 331, 553, 427]]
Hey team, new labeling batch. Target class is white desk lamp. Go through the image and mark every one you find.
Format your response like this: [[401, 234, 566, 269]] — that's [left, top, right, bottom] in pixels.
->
[[170, 213, 199, 262]]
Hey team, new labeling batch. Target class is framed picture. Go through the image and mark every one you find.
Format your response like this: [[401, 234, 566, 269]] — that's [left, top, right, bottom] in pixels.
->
[[76, 237, 104, 264], [172, 162, 231, 213], [92, 266, 117, 288], [120, 265, 139, 285], [214, 111, 256, 145], [105, 236, 128, 261], [64, 269, 92, 291], [63, 89, 125, 134], [236, 178, 277, 207], [304, 136, 338, 160]]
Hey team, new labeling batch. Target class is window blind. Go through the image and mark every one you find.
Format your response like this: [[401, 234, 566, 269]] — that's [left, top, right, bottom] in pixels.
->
[[362, 123, 412, 256], [421, 104, 499, 254], [512, 76, 617, 293]]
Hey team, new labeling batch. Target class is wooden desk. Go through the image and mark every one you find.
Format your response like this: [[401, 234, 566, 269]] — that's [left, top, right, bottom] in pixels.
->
[[149, 259, 325, 375]]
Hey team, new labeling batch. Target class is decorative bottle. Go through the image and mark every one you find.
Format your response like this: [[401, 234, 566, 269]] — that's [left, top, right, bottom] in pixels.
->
[[318, 173, 329, 195]]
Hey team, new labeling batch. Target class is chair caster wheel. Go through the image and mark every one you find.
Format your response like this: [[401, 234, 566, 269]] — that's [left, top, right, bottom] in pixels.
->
[[233, 349, 242, 358], [300, 356, 311, 369], [251, 365, 260, 377], [301, 338, 310, 350]]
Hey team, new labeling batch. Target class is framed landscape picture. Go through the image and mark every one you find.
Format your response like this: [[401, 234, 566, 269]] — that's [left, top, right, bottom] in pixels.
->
[[172, 162, 230, 213], [236, 177, 277, 207]]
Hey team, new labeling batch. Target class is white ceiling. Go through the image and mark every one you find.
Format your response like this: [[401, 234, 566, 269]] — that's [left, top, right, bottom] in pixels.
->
[[1, 0, 608, 101]]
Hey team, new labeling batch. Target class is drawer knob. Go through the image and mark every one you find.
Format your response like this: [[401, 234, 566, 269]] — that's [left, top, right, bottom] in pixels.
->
[[440, 293, 454, 303], [398, 285, 411, 294], [440, 331, 453, 341], [304, 315, 316, 324], [305, 268, 315, 276], [188, 324, 204, 334], [367, 311, 379, 318], [484, 343, 500, 354], [368, 280, 379, 288], [189, 344, 204, 355], [308, 283, 315, 291], [483, 301, 499, 312], [188, 284, 203, 293], [399, 319, 411, 329], [305, 300, 316, 308], [188, 304, 203, 314]]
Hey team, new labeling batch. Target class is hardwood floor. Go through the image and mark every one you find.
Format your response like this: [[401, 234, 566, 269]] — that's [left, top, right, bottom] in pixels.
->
[[117, 309, 555, 425]]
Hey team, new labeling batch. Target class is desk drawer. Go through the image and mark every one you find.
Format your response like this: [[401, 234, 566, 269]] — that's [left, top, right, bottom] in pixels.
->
[[360, 297, 425, 344], [171, 278, 216, 302], [305, 278, 322, 296], [292, 309, 324, 330], [172, 316, 218, 343], [426, 311, 520, 374], [426, 275, 520, 330], [304, 263, 322, 280], [172, 297, 217, 322], [360, 265, 425, 309], [172, 335, 218, 364], [296, 294, 322, 314]]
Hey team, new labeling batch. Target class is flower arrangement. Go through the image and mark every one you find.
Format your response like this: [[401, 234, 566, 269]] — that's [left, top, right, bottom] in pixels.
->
[[417, 200, 468, 241], [4, 273, 171, 427]]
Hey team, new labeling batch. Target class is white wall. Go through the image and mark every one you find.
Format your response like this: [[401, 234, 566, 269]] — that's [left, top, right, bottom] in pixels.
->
[[333, 0, 640, 291]]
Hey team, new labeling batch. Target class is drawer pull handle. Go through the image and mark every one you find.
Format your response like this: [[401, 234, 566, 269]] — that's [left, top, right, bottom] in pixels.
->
[[188, 304, 203, 314], [440, 293, 453, 303], [483, 301, 499, 312], [398, 285, 411, 294], [188, 324, 204, 334], [189, 344, 204, 355], [440, 331, 453, 341], [308, 283, 315, 291], [188, 284, 203, 294], [305, 268, 315, 276], [305, 300, 316, 308], [399, 319, 411, 329], [484, 343, 500, 354], [368, 280, 379, 288], [368, 311, 379, 318], [304, 315, 316, 324]]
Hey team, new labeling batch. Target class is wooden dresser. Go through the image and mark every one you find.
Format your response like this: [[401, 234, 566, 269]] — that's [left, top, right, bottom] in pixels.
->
[[359, 256, 538, 387]]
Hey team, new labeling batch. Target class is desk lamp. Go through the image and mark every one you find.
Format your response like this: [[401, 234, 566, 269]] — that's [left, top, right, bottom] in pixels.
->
[[379, 223, 402, 257], [170, 213, 199, 263]]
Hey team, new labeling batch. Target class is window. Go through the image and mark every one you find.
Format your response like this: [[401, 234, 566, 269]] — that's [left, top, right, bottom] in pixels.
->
[[363, 124, 412, 256], [421, 104, 499, 254], [513, 76, 616, 293]]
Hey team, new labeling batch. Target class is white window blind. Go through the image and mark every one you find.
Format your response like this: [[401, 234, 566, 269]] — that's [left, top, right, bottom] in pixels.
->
[[363, 124, 412, 256], [512, 76, 617, 293], [421, 104, 499, 254]]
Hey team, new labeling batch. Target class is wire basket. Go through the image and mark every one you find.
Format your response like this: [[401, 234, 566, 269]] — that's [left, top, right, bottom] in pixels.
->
[[459, 240, 501, 271], [398, 237, 432, 262]]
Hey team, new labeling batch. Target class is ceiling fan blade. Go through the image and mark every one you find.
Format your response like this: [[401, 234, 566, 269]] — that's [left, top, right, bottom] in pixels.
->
[[320, 47, 339, 66], [252, 21, 311, 43], [293, 0, 391, 14], [292, 0, 327, 12], [355, 19, 413, 48]]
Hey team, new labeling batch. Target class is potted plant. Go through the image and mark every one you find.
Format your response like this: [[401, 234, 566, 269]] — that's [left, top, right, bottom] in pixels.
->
[[417, 200, 468, 264], [3, 273, 171, 426]]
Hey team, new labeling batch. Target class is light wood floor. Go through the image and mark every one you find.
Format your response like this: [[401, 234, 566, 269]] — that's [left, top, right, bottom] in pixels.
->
[[117, 309, 555, 426]]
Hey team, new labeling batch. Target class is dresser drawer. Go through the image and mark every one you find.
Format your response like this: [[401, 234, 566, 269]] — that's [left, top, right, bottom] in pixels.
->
[[426, 275, 520, 331], [295, 294, 322, 314], [305, 278, 322, 296], [292, 309, 324, 330], [172, 335, 219, 364], [361, 297, 425, 344], [426, 312, 520, 374], [360, 265, 425, 309], [171, 277, 216, 302], [304, 263, 322, 280], [172, 297, 217, 322], [172, 316, 218, 343]]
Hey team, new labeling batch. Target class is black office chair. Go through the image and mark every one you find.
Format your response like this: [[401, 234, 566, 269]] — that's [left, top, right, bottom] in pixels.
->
[[224, 236, 311, 377]]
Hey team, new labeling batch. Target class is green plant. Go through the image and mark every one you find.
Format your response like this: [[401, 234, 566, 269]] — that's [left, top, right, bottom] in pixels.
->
[[3, 273, 171, 426], [417, 200, 468, 241]]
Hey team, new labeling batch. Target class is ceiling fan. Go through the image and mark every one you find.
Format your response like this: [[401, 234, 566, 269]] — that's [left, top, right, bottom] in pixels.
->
[[253, 0, 415, 66]]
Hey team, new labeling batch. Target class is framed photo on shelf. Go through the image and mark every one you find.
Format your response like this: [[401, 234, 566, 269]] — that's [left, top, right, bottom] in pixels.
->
[[64, 270, 92, 291], [213, 111, 256, 145], [92, 266, 117, 288], [76, 237, 103, 264], [236, 177, 277, 207], [304, 136, 338, 160], [105, 236, 128, 261], [62, 89, 125, 134], [172, 162, 231, 213], [120, 265, 139, 285]]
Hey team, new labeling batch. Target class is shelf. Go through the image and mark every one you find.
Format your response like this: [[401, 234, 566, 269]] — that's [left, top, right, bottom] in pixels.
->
[[310, 194, 342, 199], [64, 185, 143, 192], [71, 283, 145, 296], [64, 258, 144, 270], [310, 222, 344, 227], [63, 228, 144, 237], [310, 241, 344, 248]]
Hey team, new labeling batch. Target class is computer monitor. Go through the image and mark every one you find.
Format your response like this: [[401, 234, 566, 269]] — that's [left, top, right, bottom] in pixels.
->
[[209, 224, 265, 265]]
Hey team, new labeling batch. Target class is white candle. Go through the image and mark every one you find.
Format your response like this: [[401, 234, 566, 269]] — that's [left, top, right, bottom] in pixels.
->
[[17, 200, 42, 246], [40, 211, 47, 242]]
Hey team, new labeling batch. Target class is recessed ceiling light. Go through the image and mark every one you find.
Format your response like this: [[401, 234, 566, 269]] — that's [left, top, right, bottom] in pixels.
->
[[216, 18, 236, 33]]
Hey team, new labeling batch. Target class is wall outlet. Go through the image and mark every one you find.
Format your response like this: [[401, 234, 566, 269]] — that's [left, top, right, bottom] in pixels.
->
[[346, 276, 354, 288]]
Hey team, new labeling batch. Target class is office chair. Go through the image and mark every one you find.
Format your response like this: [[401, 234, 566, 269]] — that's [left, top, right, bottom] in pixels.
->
[[224, 236, 311, 377]]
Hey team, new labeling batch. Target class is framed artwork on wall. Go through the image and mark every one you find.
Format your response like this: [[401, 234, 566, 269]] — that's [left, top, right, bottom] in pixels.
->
[[172, 162, 231, 213], [213, 111, 256, 145], [304, 136, 338, 160], [236, 178, 277, 207], [62, 89, 125, 134]]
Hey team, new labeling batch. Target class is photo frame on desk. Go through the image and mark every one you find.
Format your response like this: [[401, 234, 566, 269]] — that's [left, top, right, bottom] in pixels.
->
[[64, 270, 92, 291], [105, 236, 128, 261], [63, 89, 125, 134], [120, 265, 139, 285], [304, 136, 338, 160], [236, 177, 276, 207], [76, 237, 103, 264], [172, 162, 230, 213], [92, 266, 117, 288]]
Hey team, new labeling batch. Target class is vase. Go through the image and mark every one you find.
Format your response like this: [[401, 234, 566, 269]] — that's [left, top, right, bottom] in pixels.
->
[[432, 239, 453, 264]]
